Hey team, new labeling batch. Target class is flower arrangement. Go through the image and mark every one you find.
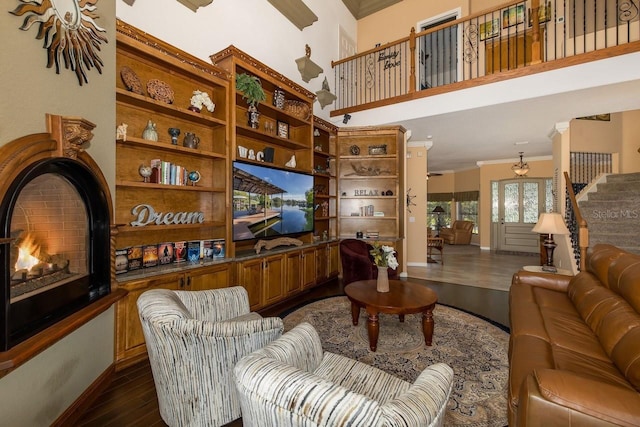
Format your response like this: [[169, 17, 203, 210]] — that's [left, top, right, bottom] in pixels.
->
[[189, 90, 215, 112], [370, 241, 399, 270]]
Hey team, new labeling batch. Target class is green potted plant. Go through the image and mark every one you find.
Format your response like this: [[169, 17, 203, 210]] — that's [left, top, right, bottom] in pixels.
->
[[235, 73, 266, 106], [236, 73, 266, 129]]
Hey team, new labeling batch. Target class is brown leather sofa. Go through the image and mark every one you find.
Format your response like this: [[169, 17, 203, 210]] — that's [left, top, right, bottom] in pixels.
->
[[508, 244, 640, 426], [439, 220, 473, 244]]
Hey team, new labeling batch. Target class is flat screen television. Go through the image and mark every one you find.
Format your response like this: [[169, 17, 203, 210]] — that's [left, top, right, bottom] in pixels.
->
[[232, 161, 314, 241]]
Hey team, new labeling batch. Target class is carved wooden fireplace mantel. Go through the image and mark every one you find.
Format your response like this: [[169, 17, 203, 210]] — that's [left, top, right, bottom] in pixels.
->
[[0, 114, 126, 377]]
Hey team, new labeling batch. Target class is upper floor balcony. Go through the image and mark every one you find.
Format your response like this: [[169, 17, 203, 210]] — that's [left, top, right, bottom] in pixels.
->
[[332, 0, 640, 117]]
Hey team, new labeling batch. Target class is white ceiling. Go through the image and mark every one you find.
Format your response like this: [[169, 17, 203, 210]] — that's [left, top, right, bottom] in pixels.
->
[[345, 52, 640, 172]]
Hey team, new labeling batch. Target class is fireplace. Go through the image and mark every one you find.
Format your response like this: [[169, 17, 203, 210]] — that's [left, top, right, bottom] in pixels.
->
[[0, 115, 112, 351]]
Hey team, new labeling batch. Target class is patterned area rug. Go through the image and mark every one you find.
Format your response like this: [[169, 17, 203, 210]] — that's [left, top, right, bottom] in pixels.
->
[[283, 296, 509, 427]]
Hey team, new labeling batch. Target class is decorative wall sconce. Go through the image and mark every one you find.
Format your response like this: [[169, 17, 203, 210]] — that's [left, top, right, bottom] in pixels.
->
[[343, 114, 351, 124], [512, 152, 530, 177], [316, 77, 337, 109], [177, 0, 214, 12], [266, 0, 318, 30], [295, 44, 323, 83]]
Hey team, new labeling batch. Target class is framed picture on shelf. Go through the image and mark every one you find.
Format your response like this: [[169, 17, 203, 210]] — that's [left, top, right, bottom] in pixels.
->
[[502, 4, 524, 28], [277, 120, 289, 139], [479, 18, 500, 41], [528, 2, 552, 27]]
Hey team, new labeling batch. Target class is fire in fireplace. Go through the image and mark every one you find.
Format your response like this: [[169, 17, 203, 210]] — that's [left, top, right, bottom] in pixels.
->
[[1, 115, 112, 351]]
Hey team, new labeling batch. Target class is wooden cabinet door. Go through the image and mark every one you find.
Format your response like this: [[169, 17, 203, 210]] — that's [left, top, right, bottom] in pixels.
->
[[236, 258, 264, 311], [285, 250, 302, 296], [315, 244, 328, 283], [328, 241, 340, 277], [187, 263, 231, 291], [116, 273, 183, 362], [301, 247, 316, 289], [263, 254, 284, 305]]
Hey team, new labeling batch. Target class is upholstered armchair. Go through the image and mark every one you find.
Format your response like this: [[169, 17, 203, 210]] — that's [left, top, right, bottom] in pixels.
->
[[137, 286, 284, 427], [340, 238, 398, 286], [234, 322, 454, 427], [439, 220, 474, 245]]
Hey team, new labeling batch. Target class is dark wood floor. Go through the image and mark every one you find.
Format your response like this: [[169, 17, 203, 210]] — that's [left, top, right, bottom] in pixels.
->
[[76, 275, 509, 426]]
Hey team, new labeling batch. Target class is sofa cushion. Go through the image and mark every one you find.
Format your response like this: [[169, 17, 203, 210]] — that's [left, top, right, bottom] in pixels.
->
[[609, 253, 640, 312], [509, 335, 554, 409], [587, 243, 625, 288]]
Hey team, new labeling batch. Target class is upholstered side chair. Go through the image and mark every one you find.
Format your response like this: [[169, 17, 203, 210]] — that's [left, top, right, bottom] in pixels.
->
[[439, 220, 474, 245], [137, 286, 284, 427], [234, 322, 454, 427], [340, 238, 399, 286]]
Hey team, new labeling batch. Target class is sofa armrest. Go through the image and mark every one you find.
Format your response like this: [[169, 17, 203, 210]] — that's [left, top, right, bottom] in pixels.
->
[[521, 369, 640, 427], [511, 270, 571, 293], [381, 363, 454, 427], [252, 322, 325, 373]]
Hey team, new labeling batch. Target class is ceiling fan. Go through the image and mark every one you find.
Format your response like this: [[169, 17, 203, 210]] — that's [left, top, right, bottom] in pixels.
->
[[426, 172, 443, 179]]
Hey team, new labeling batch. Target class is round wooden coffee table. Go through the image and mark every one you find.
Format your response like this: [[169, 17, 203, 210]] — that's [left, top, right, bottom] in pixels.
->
[[344, 280, 438, 352]]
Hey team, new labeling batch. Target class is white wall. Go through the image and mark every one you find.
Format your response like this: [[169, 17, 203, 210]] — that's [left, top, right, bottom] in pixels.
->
[[116, 0, 357, 124]]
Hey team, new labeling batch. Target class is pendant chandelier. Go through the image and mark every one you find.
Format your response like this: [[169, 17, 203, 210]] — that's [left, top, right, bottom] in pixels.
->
[[512, 152, 529, 177]]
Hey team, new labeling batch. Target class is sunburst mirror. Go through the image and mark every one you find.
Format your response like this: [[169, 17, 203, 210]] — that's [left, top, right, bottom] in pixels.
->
[[11, 0, 108, 86]]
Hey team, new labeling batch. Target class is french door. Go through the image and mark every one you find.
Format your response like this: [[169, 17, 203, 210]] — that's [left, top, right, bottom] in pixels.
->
[[496, 179, 551, 253]]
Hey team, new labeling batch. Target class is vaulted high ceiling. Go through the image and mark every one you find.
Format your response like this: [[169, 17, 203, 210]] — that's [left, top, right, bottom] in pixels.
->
[[341, 0, 403, 19]]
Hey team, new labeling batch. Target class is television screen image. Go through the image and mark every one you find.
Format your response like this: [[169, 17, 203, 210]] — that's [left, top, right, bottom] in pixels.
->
[[233, 161, 314, 241]]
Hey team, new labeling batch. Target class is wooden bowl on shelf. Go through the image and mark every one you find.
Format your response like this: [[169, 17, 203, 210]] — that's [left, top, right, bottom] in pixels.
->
[[283, 100, 311, 121]]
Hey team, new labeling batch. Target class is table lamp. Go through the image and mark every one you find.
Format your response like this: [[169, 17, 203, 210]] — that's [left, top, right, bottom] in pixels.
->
[[531, 212, 570, 272]]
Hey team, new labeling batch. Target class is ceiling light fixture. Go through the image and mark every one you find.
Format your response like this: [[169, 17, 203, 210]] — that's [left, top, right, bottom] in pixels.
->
[[512, 152, 529, 177]]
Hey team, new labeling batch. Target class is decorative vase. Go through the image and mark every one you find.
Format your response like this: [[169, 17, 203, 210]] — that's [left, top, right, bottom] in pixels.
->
[[142, 120, 158, 141], [247, 104, 260, 129], [168, 127, 180, 145], [183, 132, 200, 149], [376, 266, 389, 293]]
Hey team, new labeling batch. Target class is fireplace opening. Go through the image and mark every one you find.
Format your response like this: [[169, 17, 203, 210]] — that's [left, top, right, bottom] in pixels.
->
[[1, 157, 111, 351]]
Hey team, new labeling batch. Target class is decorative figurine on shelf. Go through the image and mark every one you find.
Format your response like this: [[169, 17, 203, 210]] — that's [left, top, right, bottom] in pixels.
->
[[116, 123, 128, 141], [168, 127, 180, 145], [189, 90, 215, 113], [322, 230, 328, 241], [188, 170, 201, 186], [273, 87, 285, 109], [285, 155, 297, 168], [139, 164, 152, 182], [183, 132, 200, 149], [142, 120, 158, 141]]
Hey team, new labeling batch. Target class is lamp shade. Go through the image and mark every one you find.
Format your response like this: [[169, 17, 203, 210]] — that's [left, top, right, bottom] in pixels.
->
[[433, 206, 445, 213], [532, 212, 569, 235]]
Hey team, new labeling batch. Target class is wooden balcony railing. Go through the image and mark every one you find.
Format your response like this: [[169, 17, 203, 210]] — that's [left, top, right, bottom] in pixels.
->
[[331, 0, 640, 115]]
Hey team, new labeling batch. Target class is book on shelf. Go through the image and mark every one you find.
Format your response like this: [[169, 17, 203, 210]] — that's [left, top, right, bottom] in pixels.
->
[[115, 248, 129, 275], [143, 244, 159, 268], [212, 239, 225, 259], [127, 245, 143, 271], [158, 242, 174, 265], [187, 241, 201, 263], [174, 241, 187, 263]]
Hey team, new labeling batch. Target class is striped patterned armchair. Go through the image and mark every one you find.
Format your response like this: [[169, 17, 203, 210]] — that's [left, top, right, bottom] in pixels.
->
[[137, 286, 284, 427], [234, 322, 454, 427]]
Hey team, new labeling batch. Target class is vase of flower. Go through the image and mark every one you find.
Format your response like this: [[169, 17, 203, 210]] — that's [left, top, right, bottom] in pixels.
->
[[370, 241, 398, 293], [376, 266, 389, 293]]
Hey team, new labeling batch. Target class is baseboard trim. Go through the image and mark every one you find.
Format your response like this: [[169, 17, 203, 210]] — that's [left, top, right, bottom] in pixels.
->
[[52, 363, 116, 427], [407, 262, 429, 267]]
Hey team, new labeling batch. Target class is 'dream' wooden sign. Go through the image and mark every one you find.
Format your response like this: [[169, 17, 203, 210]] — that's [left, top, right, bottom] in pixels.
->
[[130, 204, 205, 226]]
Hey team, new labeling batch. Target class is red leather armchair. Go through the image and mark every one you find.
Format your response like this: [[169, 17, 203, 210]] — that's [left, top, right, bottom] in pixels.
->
[[339, 239, 398, 286], [439, 221, 473, 245]]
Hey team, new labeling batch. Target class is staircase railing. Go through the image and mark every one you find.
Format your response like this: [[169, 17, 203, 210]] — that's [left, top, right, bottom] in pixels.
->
[[564, 171, 588, 271], [332, 0, 640, 114]]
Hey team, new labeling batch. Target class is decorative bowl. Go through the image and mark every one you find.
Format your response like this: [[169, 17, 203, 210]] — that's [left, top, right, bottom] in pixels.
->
[[283, 100, 311, 121]]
